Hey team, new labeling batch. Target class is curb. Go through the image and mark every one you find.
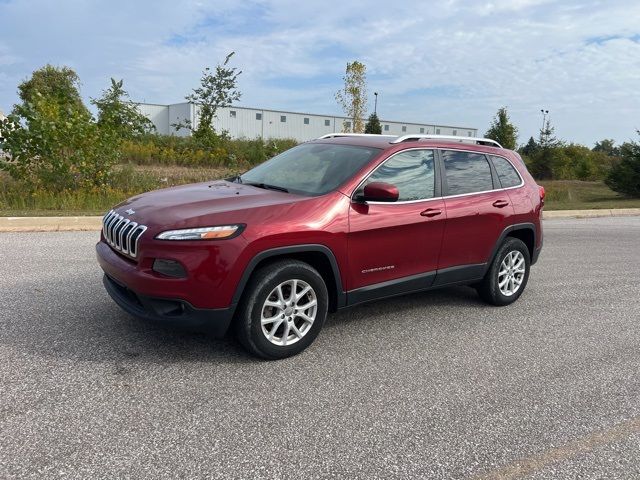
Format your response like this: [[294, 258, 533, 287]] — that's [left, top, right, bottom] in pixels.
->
[[1, 208, 639, 232], [542, 208, 640, 219], [0, 216, 103, 232]]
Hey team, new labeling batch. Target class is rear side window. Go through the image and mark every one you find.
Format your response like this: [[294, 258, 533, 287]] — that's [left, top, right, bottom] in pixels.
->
[[442, 150, 493, 195], [490, 155, 522, 188], [361, 149, 435, 201]]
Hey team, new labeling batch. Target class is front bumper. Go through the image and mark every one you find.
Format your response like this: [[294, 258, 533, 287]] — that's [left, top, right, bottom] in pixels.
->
[[97, 241, 235, 336], [103, 274, 233, 336]]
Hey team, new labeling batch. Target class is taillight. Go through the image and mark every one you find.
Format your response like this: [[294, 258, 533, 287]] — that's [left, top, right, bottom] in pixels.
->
[[538, 185, 545, 207]]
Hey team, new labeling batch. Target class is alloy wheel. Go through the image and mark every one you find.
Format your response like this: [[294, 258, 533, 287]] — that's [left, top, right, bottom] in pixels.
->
[[260, 279, 318, 346], [498, 250, 526, 297]]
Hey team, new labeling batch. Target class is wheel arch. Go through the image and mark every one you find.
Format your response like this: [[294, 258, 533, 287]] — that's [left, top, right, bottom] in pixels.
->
[[486, 223, 537, 271], [231, 245, 346, 312]]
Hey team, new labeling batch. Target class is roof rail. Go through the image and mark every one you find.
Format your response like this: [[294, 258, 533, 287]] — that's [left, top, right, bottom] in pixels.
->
[[317, 133, 397, 140], [391, 134, 503, 148]]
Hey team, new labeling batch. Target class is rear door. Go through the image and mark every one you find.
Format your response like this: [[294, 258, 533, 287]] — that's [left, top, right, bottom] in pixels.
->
[[435, 149, 514, 284], [347, 149, 446, 296]]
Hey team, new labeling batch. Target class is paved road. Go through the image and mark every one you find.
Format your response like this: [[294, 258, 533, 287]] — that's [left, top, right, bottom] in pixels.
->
[[1, 217, 639, 479]]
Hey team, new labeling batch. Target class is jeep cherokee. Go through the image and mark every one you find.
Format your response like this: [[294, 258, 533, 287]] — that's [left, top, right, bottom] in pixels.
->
[[97, 133, 544, 359]]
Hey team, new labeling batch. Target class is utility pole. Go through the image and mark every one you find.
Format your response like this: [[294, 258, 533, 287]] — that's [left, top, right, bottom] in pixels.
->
[[374, 92, 378, 115]]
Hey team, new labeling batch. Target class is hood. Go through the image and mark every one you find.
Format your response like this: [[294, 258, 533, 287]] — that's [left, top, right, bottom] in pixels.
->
[[115, 180, 305, 229]]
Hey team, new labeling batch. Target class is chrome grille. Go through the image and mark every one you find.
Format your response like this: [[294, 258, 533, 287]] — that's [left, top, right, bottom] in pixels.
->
[[102, 210, 147, 259]]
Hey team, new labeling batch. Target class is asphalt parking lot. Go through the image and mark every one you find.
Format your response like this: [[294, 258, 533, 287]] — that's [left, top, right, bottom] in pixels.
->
[[1, 216, 639, 479]]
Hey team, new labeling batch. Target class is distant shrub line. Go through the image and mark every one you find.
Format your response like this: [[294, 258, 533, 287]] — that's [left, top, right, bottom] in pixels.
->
[[120, 135, 298, 169]]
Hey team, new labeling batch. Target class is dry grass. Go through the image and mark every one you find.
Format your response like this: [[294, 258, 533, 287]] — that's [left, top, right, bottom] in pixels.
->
[[129, 164, 234, 186], [2, 168, 640, 216]]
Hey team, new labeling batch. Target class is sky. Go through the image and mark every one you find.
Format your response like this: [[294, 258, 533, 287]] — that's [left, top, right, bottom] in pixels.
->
[[0, 0, 638, 146]]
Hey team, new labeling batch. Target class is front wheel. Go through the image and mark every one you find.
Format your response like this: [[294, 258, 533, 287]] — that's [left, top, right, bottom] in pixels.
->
[[476, 237, 530, 306], [235, 260, 328, 359]]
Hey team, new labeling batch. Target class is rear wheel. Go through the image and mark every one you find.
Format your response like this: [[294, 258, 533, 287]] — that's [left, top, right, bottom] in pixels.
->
[[476, 237, 530, 306], [235, 260, 328, 359]]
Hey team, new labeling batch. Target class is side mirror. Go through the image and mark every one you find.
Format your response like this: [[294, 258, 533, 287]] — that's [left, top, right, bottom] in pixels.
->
[[361, 182, 399, 202]]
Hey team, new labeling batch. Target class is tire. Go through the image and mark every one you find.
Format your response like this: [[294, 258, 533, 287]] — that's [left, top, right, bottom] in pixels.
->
[[476, 237, 530, 306], [234, 259, 329, 359]]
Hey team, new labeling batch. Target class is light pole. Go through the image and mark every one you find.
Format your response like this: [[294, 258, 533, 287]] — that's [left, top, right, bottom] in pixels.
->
[[540, 109, 549, 143], [374, 92, 378, 115], [540, 109, 549, 130]]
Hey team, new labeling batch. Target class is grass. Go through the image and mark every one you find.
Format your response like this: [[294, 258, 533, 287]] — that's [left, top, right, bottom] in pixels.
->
[[540, 180, 640, 210], [0, 165, 234, 216], [1, 169, 639, 216]]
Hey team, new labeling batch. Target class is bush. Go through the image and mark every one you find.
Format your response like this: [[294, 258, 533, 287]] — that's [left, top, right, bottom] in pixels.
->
[[521, 143, 617, 182], [120, 135, 297, 169], [0, 96, 120, 191], [0, 66, 154, 193], [605, 139, 640, 197]]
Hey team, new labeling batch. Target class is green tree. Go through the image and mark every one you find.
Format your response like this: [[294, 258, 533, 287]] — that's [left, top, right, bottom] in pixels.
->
[[0, 66, 119, 191], [335, 61, 367, 133], [562, 144, 597, 180], [17, 64, 88, 115], [593, 138, 620, 157], [520, 136, 539, 157], [605, 134, 640, 197], [485, 107, 518, 150], [364, 112, 382, 134], [92, 78, 155, 139], [528, 119, 562, 179], [177, 52, 242, 144]]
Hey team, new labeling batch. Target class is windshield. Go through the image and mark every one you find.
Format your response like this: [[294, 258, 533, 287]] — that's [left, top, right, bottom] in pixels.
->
[[239, 143, 381, 196]]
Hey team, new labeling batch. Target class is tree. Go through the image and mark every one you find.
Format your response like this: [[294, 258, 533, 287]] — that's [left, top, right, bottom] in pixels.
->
[[520, 136, 538, 157], [92, 78, 155, 139], [562, 144, 597, 180], [335, 61, 367, 133], [538, 119, 558, 148], [593, 139, 620, 157], [605, 134, 640, 197], [485, 107, 518, 150], [17, 64, 88, 115], [527, 119, 562, 179], [177, 52, 242, 143], [364, 112, 382, 134], [0, 66, 119, 191]]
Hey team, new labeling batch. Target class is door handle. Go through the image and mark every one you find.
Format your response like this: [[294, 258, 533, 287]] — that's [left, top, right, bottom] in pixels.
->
[[420, 208, 442, 217], [492, 200, 509, 208]]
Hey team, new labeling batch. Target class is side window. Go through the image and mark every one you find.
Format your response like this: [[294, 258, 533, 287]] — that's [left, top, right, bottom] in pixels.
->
[[490, 155, 522, 188], [443, 150, 494, 195], [360, 150, 436, 201]]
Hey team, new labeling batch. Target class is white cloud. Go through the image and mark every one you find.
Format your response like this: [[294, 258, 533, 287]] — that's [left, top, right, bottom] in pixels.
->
[[0, 0, 638, 145]]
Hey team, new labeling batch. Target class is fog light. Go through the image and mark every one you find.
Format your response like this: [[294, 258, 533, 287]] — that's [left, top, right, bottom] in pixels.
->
[[152, 259, 187, 278]]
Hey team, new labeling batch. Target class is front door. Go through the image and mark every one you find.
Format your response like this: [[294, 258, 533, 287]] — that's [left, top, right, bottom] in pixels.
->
[[347, 149, 446, 301]]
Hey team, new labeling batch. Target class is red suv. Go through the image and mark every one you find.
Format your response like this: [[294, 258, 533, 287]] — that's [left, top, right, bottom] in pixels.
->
[[97, 134, 544, 359]]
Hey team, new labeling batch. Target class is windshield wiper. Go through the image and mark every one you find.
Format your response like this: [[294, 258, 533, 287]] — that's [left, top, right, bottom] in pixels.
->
[[243, 182, 289, 193]]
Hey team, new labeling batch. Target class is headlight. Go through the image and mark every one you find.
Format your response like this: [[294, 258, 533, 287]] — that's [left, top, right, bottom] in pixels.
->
[[155, 224, 244, 241]]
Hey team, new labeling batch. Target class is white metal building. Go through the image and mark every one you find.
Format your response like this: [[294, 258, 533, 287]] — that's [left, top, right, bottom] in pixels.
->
[[136, 102, 477, 142]]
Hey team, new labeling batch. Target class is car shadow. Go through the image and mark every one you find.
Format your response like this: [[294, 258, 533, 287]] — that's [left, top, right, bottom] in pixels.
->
[[325, 285, 486, 329], [3, 275, 487, 365]]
